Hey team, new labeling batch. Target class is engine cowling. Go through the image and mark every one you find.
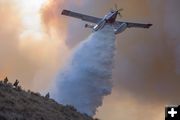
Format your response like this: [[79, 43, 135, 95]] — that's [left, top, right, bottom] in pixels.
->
[[114, 23, 127, 34]]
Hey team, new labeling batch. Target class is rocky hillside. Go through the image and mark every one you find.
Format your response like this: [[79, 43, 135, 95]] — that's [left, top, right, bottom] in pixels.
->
[[0, 78, 96, 120]]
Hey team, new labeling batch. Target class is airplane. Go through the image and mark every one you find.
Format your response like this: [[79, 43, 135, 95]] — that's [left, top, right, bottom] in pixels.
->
[[61, 6, 152, 34]]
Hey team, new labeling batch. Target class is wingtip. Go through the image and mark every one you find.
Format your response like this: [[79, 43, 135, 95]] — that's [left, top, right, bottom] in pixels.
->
[[61, 9, 70, 15], [61, 9, 66, 15], [147, 24, 153, 28]]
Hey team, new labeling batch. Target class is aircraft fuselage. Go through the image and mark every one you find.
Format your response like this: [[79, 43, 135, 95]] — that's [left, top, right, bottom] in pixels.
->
[[104, 11, 118, 23], [93, 11, 118, 31]]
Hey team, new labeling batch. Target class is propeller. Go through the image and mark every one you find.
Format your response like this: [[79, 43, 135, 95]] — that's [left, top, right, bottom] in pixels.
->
[[115, 4, 123, 18]]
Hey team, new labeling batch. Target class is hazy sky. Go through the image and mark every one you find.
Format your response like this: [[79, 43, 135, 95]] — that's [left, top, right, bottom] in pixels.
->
[[0, 0, 180, 120]]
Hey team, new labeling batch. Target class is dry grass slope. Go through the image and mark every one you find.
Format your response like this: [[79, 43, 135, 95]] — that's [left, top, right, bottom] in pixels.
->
[[0, 79, 95, 120]]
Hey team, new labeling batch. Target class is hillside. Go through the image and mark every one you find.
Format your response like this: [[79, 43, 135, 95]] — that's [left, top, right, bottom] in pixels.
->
[[0, 78, 96, 120]]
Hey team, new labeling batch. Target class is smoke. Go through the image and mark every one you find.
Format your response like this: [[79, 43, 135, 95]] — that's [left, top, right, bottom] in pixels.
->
[[52, 25, 115, 116], [163, 0, 180, 73], [0, 0, 39, 87], [95, 0, 180, 119], [111, 0, 180, 104], [40, 0, 67, 36], [0, 0, 70, 91]]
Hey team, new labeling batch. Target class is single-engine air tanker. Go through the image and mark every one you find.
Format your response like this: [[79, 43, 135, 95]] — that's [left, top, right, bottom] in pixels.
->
[[61, 5, 152, 34]]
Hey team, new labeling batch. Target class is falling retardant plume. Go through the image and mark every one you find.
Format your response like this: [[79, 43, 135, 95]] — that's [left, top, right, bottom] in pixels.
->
[[52, 25, 116, 116]]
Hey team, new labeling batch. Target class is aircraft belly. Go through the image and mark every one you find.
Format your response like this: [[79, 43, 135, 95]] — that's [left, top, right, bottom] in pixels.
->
[[93, 20, 106, 31], [114, 23, 127, 34]]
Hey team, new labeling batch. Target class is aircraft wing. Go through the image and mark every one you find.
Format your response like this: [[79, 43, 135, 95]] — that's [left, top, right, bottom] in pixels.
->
[[62, 9, 101, 23], [115, 21, 152, 29]]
